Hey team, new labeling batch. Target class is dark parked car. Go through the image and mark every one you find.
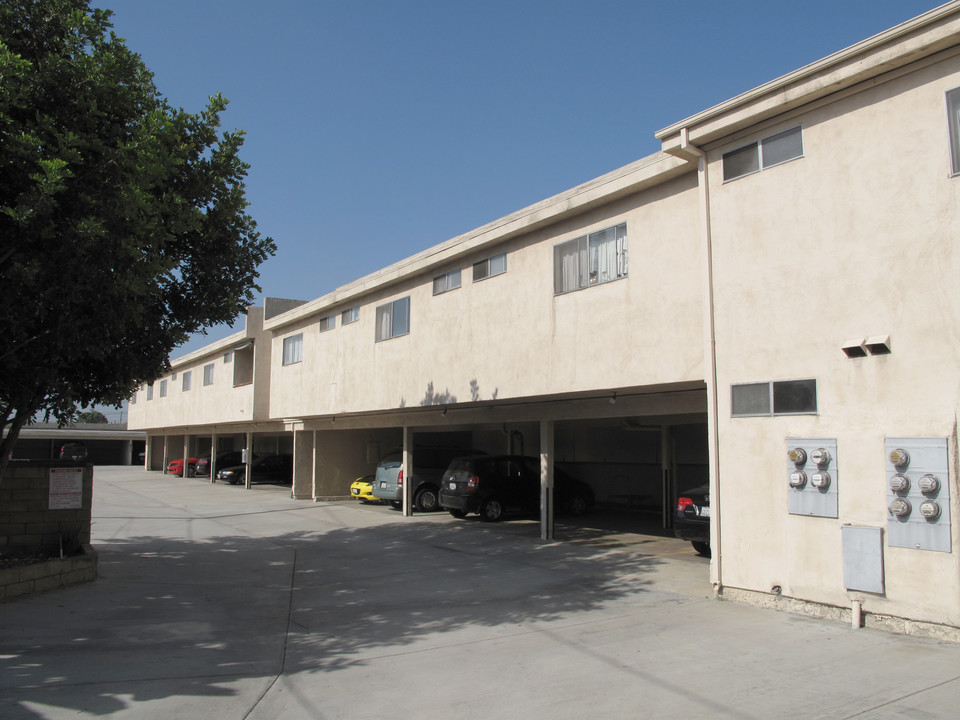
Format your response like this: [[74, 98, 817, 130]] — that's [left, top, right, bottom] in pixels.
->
[[674, 484, 710, 557], [59, 443, 88, 461], [196, 451, 255, 477], [439, 455, 594, 521], [216, 454, 293, 485], [372, 446, 485, 512]]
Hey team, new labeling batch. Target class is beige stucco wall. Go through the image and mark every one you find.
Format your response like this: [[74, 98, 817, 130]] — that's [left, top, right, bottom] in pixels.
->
[[709, 54, 960, 626], [269, 175, 704, 420]]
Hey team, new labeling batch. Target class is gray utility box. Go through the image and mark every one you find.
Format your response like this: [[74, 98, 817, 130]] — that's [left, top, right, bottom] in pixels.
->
[[786, 438, 838, 518], [885, 437, 951, 553]]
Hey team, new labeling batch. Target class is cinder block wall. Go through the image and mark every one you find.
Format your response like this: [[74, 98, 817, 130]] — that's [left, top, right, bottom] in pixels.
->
[[0, 461, 93, 555]]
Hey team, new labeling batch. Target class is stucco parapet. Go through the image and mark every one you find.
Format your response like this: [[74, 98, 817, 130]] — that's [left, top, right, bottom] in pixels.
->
[[263, 152, 691, 332], [657, 1, 960, 153]]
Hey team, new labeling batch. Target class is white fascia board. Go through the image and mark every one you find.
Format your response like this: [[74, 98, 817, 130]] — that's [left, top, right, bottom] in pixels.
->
[[657, 2, 960, 152], [264, 151, 690, 332], [169, 329, 249, 368]]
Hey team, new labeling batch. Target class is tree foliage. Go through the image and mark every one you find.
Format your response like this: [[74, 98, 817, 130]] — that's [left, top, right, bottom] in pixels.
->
[[0, 0, 276, 472], [76, 409, 108, 424]]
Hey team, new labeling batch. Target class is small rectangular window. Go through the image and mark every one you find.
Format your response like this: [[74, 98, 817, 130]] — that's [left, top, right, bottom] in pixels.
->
[[731, 379, 817, 417], [433, 268, 462, 295], [129, 392, 137, 405], [772, 379, 817, 415], [203, 363, 214, 386], [554, 223, 627, 294], [224, 352, 232, 363], [473, 252, 507, 282], [319, 315, 336, 332], [182, 370, 192, 392], [147, 383, 154, 400], [341, 306, 359, 325], [159, 379, 167, 398], [375, 296, 410, 342], [948, 87, 960, 176], [282, 333, 303, 366], [724, 126, 803, 181]]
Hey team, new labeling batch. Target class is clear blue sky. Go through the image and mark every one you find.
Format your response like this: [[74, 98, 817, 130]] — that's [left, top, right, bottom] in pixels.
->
[[94, 0, 942, 419]]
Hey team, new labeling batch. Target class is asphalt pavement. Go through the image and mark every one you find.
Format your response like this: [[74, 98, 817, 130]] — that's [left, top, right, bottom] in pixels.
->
[[2, 465, 960, 719]]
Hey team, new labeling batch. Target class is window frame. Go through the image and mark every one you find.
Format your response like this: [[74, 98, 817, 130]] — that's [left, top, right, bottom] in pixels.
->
[[723, 126, 803, 182], [203, 363, 214, 386], [159, 379, 167, 398], [948, 87, 960, 176], [731, 379, 818, 417], [375, 296, 411, 342], [553, 222, 628, 295], [182, 370, 192, 392], [472, 252, 507, 282], [432, 268, 462, 295], [341, 306, 359, 325], [282, 333, 304, 366], [146, 383, 154, 401], [318, 315, 336, 333]]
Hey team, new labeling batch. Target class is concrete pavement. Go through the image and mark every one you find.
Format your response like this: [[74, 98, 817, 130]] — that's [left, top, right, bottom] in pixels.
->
[[2, 465, 959, 719]]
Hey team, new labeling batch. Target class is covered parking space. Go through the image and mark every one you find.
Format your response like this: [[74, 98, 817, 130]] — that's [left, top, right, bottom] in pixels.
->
[[287, 381, 707, 539]]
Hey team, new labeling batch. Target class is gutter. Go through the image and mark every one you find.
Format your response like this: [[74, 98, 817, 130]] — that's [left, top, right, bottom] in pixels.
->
[[676, 128, 724, 596]]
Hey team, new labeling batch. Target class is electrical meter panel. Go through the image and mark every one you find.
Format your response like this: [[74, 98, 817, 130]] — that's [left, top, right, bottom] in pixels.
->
[[885, 437, 951, 552], [787, 438, 838, 518]]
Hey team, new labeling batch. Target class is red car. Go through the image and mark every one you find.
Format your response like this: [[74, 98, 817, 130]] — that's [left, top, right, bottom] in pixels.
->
[[166, 457, 199, 477]]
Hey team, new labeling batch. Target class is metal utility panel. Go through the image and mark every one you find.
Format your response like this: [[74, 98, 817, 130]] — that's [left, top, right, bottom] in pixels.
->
[[885, 437, 951, 553], [787, 438, 838, 518], [842, 525, 885, 594]]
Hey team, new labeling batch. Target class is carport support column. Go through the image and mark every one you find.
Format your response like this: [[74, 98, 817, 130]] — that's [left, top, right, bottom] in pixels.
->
[[540, 420, 555, 541], [183, 436, 191, 477], [123, 439, 133, 466], [162, 436, 171, 473], [245, 432, 253, 489], [209, 432, 218, 482], [402, 426, 414, 517]]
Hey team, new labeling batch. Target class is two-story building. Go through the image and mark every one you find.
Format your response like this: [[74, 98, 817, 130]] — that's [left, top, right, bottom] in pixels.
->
[[130, 3, 960, 638]]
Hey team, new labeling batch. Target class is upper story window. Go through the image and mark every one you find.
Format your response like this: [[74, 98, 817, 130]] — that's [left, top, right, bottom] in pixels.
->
[[375, 296, 410, 342], [948, 88, 960, 176], [182, 370, 192, 392], [723, 126, 803, 181], [203, 363, 214, 386], [319, 315, 336, 332], [554, 223, 628, 295], [282, 333, 303, 366], [433, 268, 462, 295], [472, 252, 506, 282], [731, 379, 817, 417], [159, 379, 168, 398], [147, 383, 154, 400], [129, 391, 137, 404], [341, 306, 359, 325], [223, 351, 232, 363]]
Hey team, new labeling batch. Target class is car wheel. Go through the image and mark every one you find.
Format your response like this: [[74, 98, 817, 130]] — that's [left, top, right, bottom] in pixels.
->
[[567, 494, 589, 516], [390, 500, 402, 509], [187, 465, 196, 478], [414, 486, 439, 512], [229, 477, 241, 486], [480, 498, 504, 522], [692, 541, 711, 558], [448, 509, 467, 519]]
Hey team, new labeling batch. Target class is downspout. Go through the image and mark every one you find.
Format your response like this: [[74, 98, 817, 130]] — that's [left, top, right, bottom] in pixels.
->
[[680, 128, 724, 597]]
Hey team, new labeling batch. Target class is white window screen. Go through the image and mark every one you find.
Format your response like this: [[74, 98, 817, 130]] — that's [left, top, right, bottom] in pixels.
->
[[182, 371, 192, 391], [282, 333, 303, 365], [203, 364, 214, 386], [159, 379, 167, 397]]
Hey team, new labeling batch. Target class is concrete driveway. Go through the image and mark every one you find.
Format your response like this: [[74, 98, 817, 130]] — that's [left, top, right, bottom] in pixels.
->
[[2, 466, 959, 719]]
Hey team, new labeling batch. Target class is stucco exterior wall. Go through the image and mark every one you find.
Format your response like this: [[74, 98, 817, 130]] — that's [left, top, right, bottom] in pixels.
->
[[709, 53, 960, 626], [268, 175, 703, 420]]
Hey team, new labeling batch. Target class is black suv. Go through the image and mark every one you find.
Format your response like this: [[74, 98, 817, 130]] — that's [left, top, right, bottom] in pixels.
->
[[439, 455, 594, 521]]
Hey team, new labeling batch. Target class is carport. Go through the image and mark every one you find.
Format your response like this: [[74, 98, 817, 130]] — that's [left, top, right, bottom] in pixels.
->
[[287, 381, 707, 540]]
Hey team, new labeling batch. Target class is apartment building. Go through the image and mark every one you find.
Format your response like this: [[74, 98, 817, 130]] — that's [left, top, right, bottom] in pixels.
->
[[130, 3, 960, 637]]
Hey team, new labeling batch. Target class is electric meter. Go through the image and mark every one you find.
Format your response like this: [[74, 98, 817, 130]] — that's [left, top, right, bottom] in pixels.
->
[[919, 501, 941, 520], [888, 498, 912, 517], [788, 448, 807, 465], [889, 474, 910, 493], [888, 448, 910, 469], [810, 448, 831, 467], [811, 471, 831, 490], [789, 471, 807, 489], [918, 474, 941, 495]]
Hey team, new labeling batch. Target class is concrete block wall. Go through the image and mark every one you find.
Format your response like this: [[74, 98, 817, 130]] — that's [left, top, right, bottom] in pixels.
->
[[0, 461, 93, 555]]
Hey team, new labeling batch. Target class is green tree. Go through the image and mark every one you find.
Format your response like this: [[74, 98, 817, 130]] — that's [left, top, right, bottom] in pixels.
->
[[0, 0, 276, 475], [76, 409, 108, 424]]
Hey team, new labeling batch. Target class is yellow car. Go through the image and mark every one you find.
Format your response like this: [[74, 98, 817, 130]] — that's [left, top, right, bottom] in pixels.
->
[[350, 475, 376, 503]]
